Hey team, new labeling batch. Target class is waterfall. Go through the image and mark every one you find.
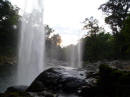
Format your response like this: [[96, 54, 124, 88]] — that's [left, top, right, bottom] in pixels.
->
[[66, 40, 82, 68], [70, 46, 75, 67], [17, 0, 45, 85], [70, 43, 82, 68], [77, 42, 82, 68]]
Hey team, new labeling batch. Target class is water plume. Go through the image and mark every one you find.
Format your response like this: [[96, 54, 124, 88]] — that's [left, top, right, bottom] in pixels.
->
[[17, 0, 45, 85]]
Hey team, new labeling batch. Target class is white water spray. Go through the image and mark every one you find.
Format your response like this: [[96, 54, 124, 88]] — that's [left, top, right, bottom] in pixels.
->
[[65, 40, 82, 68], [70, 43, 82, 68], [17, 0, 45, 85]]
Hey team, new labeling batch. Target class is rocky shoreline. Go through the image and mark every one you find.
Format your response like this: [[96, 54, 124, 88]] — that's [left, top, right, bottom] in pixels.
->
[[0, 64, 130, 97]]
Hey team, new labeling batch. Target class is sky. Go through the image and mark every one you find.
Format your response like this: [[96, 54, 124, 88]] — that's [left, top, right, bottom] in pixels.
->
[[10, 0, 108, 47]]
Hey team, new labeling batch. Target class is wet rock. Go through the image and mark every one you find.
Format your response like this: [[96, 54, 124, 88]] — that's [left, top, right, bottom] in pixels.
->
[[29, 91, 57, 97], [27, 66, 90, 94], [5, 85, 28, 93], [0, 91, 32, 97], [80, 64, 130, 97]]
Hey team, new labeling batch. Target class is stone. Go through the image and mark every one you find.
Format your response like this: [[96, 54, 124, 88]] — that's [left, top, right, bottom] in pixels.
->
[[5, 85, 28, 93], [27, 66, 91, 94]]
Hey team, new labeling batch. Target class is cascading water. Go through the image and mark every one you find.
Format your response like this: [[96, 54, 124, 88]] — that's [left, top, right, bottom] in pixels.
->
[[65, 40, 82, 68], [70, 46, 75, 67], [70, 43, 82, 68], [77, 42, 82, 68], [68, 31, 82, 68], [17, 0, 45, 85]]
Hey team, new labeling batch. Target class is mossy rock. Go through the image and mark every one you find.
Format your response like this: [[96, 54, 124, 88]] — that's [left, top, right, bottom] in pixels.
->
[[0, 92, 32, 97], [97, 64, 130, 97], [80, 64, 130, 97]]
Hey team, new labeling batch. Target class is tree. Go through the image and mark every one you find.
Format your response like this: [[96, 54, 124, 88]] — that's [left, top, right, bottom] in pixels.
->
[[99, 0, 130, 35], [99, 0, 130, 59], [45, 25, 62, 47], [0, 0, 19, 56], [82, 32, 113, 61], [44, 24, 54, 39], [120, 15, 130, 58], [83, 17, 102, 36], [82, 16, 114, 61], [44, 25, 64, 60]]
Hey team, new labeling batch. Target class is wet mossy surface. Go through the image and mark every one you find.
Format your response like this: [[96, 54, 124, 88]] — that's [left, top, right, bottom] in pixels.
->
[[98, 64, 130, 97], [81, 64, 130, 97]]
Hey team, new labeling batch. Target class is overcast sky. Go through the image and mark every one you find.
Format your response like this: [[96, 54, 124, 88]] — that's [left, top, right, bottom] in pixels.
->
[[10, 0, 108, 46]]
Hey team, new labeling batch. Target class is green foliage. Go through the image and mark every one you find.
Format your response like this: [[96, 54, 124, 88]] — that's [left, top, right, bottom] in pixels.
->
[[83, 17, 101, 35], [82, 32, 114, 62], [44, 24, 54, 39], [97, 64, 130, 97], [99, 0, 130, 34], [81, 0, 130, 61], [45, 25, 64, 60], [121, 16, 130, 58], [98, 0, 130, 60], [0, 0, 19, 56], [110, 15, 130, 59], [45, 25, 62, 47]]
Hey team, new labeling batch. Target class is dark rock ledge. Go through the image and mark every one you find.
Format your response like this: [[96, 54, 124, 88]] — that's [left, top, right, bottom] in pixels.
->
[[1, 65, 130, 97]]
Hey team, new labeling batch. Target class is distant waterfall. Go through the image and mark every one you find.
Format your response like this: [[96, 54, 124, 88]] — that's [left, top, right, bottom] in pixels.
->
[[17, 0, 45, 85], [70, 43, 82, 68], [65, 41, 82, 68], [77, 42, 82, 68]]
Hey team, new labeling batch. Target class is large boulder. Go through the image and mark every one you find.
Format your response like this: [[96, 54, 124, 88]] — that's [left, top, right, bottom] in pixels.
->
[[27, 66, 94, 94]]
